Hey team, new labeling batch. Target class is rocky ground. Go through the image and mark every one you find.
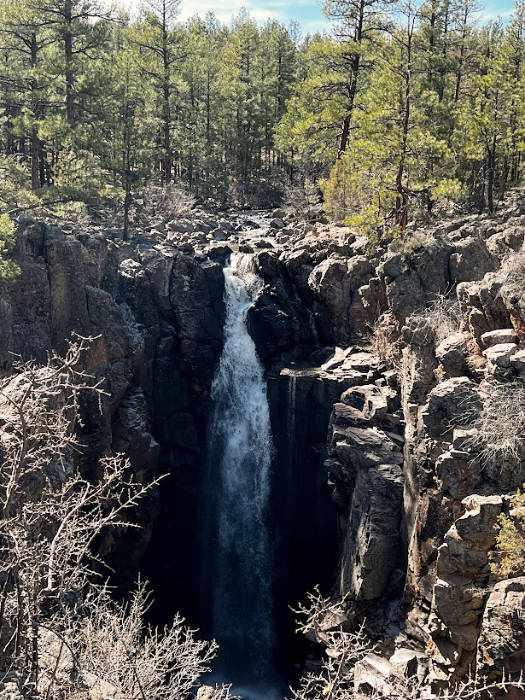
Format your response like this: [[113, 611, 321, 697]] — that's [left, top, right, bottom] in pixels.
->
[[0, 189, 524, 697]]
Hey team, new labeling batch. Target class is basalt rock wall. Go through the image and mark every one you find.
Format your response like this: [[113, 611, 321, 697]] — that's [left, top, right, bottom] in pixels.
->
[[1, 191, 524, 689], [0, 219, 225, 607]]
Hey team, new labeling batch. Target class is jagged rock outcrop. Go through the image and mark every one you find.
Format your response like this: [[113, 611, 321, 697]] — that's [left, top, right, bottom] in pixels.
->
[[325, 365, 405, 605], [308, 255, 373, 344], [477, 577, 525, 676], [1, 189, 524, 694], [0, 219, 226, 600], [266, 191, 525, 687], [429, 494, 504, 680]]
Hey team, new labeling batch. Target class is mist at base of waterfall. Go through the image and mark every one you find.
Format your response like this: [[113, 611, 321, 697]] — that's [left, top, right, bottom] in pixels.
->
[[206, 670, 287, 700], [231, 684, 286, 700]]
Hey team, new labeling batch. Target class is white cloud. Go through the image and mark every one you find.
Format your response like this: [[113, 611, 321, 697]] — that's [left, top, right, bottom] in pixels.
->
[[115, 0, 327, 26], [477, 7, 513, 22], [178, 0, 246, 22]]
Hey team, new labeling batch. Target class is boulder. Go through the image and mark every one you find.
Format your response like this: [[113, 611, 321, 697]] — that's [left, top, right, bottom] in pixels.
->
[[341, 384, 390, 420], [435, 332, 471, 378], [167, 218, 195, 234], [477, 577, 525, 675], [481, 328, 519, 348], [449, 236, 495, 283], [354, 654, 394, 697], [421, 377, 481, 438], [204, 243, 233, 265], [435, 448, 478, 500], [210, 227, 230, 241], [487, 225, 524, 254], [484, 343, 518, 370], [389, 647, 428, 681], [510, 349, 525, 376], [281, 248, 314, 298]]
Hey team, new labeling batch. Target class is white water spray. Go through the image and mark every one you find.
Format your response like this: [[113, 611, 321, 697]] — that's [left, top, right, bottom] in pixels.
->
[[287, 374, 297, 474], [206, 253, 276, 688]]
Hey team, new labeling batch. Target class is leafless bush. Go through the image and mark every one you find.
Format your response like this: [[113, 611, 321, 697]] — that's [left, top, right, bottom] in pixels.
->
[[130, 184, 195, 228], [370, 313, 403, 370], [0, 339, 225, 699], [473, 379, 525, 468], [405, 294, 462, 346], [197, 685, 238, 700], [290, 589, 525, 700], [68, 583, 219, 700], [289, 588, 374, 700]]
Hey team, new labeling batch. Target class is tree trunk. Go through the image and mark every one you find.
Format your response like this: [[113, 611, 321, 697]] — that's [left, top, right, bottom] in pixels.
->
[[64, 0, 75, 126], [486, 137, 496, 214], [395, 11, 414, 230], [160, 1, 172, 183], [30, 34, 41, 190], [123, 111, 134, 241], [336, 0, 365, 159]]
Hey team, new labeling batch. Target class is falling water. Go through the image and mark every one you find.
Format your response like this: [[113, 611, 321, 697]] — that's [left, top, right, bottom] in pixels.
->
[[204, 253, 280, 697], [287, 374, 297, 474]]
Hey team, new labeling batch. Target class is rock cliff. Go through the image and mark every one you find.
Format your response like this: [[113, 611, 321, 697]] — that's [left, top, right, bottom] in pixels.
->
[[1, 189, 524, 692]]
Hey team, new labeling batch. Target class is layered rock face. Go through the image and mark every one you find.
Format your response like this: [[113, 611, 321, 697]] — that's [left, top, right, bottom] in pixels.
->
[[200, 192, 524, 686], [1, 189, 524, 690], [0, 219, 225, 603], [308, 194, 525, 688]]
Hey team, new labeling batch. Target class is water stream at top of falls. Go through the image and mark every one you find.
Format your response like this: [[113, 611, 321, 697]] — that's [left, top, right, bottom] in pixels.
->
[[203, 253, 282, 699]]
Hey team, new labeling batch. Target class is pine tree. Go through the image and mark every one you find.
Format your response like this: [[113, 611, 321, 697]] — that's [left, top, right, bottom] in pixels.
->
[[132, 0, 185, 182]]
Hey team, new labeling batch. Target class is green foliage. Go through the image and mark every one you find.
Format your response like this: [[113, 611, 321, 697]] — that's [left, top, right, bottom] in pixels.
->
[[0, 0, 523, 232], [492, 488, 525, 580], [278, 0, 525, 234], [0, 213, 20, 280], [0, 1, 299, 226]]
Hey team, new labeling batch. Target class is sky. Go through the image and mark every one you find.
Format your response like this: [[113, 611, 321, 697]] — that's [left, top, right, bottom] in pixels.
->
[[118, 0, 516, 30], [171, 0, 515, 28], [176, 0, 327, 30]]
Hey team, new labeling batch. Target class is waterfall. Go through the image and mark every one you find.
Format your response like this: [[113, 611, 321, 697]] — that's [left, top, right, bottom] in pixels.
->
[[287, 373, 297, 474], [204, 253, 278, 695]]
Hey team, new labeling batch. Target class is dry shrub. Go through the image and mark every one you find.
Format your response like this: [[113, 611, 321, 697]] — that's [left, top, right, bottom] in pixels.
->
[[370, 313, 403, 369], [131, 184, 195, 228], [70, 584, 222, 700], [289, 587, 373, 700], [473, 379, 525, 468], [0, 339, 227, 699], [290, 589, 525, 699], [405, 294, 462, 346]]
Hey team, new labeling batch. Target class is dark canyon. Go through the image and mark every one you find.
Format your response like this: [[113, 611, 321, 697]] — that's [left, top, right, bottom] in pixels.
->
[[0, 194, 524, 697]]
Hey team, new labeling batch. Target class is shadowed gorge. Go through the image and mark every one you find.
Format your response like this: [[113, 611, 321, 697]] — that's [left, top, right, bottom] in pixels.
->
[[0, 190, 524, 698]]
